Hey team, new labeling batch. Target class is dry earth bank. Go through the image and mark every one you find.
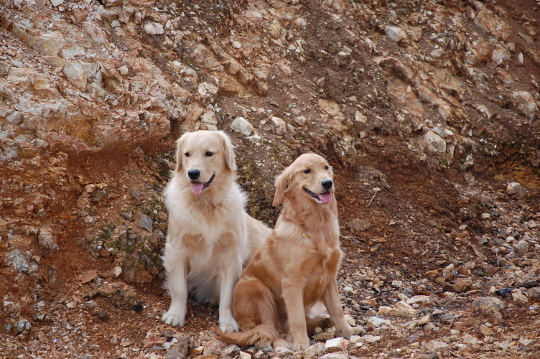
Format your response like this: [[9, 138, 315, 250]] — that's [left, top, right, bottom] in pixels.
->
[[1, 0, 540, 358]]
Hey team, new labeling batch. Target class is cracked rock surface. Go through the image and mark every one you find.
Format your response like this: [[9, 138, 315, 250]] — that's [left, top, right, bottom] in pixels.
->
[[1, 0, 540, 358]]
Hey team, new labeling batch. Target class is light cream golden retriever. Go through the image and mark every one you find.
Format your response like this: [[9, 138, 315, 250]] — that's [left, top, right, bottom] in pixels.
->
[[216, 153, 361, 349], [162, 130, 271, 332]]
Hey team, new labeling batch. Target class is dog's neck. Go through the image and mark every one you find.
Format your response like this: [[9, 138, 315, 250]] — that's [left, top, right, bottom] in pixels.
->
[[280, 197, 338, 232]]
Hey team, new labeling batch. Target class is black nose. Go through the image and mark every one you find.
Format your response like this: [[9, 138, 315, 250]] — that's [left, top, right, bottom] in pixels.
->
[[188, 169, 200, 180], [321, 179, 333, 189]]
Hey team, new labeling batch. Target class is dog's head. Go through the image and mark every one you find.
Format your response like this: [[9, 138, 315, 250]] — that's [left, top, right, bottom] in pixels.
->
[[273, 153, 334, 206], [175, 130, 237, 195]]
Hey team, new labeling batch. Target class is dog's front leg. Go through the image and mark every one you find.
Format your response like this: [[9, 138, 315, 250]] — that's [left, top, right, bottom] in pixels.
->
[[162, 246, 189, 327], [218, 257, 241, 332], [321, 278, 361, 338], [282, 282, 310, 350]]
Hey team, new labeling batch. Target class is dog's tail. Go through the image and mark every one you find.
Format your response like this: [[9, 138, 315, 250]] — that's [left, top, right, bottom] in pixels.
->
[[215, 325, 279, 347]]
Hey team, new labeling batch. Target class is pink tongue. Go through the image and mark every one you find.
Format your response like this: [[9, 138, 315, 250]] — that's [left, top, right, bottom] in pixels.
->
[[191, 183, 204, 195], [318, 192, 333, 203]]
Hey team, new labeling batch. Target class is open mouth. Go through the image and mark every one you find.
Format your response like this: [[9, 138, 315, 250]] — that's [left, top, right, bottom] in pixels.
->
[[191, 174, 215, 195], [303, 188, 333, 204]]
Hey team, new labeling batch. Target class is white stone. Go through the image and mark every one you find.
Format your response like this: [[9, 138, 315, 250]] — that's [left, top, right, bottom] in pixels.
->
[[293, 17, 307, 30], [423, 130, 446, 155], [63, 60, 87, 91], [511, 91, 538, 120], [366, 316, 391, 329], [462, 333, 482, 345], [239, 351, 251, 359], [201, 110, 218, 125], [425, 340, 449, 351], [390, 301, 418, 318], [230, 117, 254, 136], [197, 82, 218, 97], [50, 0, 64, 6], [113, 266, 122, 277], [325, 337, 349, 351], [271, 116, 287, 134], [144, 22, 164, 35], [274, 346, 292, 356], [378, 306, 392, 314], [355, 110, 367, 123], [303, 342, 326, 358], [118, 65, 129, 75], [321, 354, 348, 359], [361, 335, 381, 343], [385, 26, 408, 42]]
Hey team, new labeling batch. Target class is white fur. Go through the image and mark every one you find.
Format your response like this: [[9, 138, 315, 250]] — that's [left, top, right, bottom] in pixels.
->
[[162, 131, 270, 332]]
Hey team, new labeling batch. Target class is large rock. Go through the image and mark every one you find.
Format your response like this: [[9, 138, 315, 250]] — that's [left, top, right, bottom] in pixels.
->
[[474, 7, 512, 41], [423, 130, 447, 156], [379, 301, 417, 318], [506, 182, 527, 199], [230, 117, 254, 136], [325, 337, 349, 352], [318, 99, 347, 131], [385, 26, 408, 42], [472, 297, 505, 320], [510, 91, 538, 120]]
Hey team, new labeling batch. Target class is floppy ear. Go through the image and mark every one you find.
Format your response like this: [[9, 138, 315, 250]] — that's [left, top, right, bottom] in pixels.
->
[[174, 133, 188, 172], [272, 166, 293, 206], [219, 131, 237, 171]]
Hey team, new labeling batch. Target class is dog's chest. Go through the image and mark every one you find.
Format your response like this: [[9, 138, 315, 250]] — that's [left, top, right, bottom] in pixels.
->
[[302, 249, 338, 296], [304, 244, 341, 272]]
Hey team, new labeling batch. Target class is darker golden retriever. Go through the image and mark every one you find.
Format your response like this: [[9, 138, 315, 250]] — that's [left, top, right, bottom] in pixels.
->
[[216, 153, 361, 350]]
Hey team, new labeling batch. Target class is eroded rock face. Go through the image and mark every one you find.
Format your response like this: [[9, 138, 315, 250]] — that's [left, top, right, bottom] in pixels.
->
[[1, 0, 540, 357]]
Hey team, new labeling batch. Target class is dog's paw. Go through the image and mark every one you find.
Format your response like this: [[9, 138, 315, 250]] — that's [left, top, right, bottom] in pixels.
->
[[219, 318, 239, 333], [272, 338, 290, 350], [338, 325, 364, 339], [162, 310, 186, 327], [292, 337, 310, 351]]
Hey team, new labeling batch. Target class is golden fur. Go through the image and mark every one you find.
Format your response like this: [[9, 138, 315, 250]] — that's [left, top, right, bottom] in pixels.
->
[[216, 153, 361, 349], [162, 130, 271, 332]]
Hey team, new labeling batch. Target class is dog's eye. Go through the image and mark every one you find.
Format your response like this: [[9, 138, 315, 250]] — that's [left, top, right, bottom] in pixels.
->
[[325, 165, 329, 170], [205, 151, 214, 157], [304, 169, 311, 174], [184, 152, 190, 157]]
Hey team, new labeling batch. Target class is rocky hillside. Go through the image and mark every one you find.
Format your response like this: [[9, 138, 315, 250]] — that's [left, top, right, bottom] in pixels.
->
[[1, 0, 539, 358]]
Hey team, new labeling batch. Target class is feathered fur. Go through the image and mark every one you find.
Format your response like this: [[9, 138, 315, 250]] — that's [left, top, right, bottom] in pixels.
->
[[162, 130, 271, 332], [216, 153, 361, 350]]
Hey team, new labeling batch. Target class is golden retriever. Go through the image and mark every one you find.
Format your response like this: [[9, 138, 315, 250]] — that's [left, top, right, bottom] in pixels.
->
[[162, 130, 271, 332], [216, 153, 361, 349]]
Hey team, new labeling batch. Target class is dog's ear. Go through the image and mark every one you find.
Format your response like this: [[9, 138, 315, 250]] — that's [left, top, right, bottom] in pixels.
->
[[219, 131, 237, 171], [272, 166, 293, 206], [174, 133, 188, 172]]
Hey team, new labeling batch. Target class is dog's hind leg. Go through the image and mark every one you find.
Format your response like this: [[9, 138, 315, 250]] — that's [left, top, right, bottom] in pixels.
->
[[216, 277, 279, 347]]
